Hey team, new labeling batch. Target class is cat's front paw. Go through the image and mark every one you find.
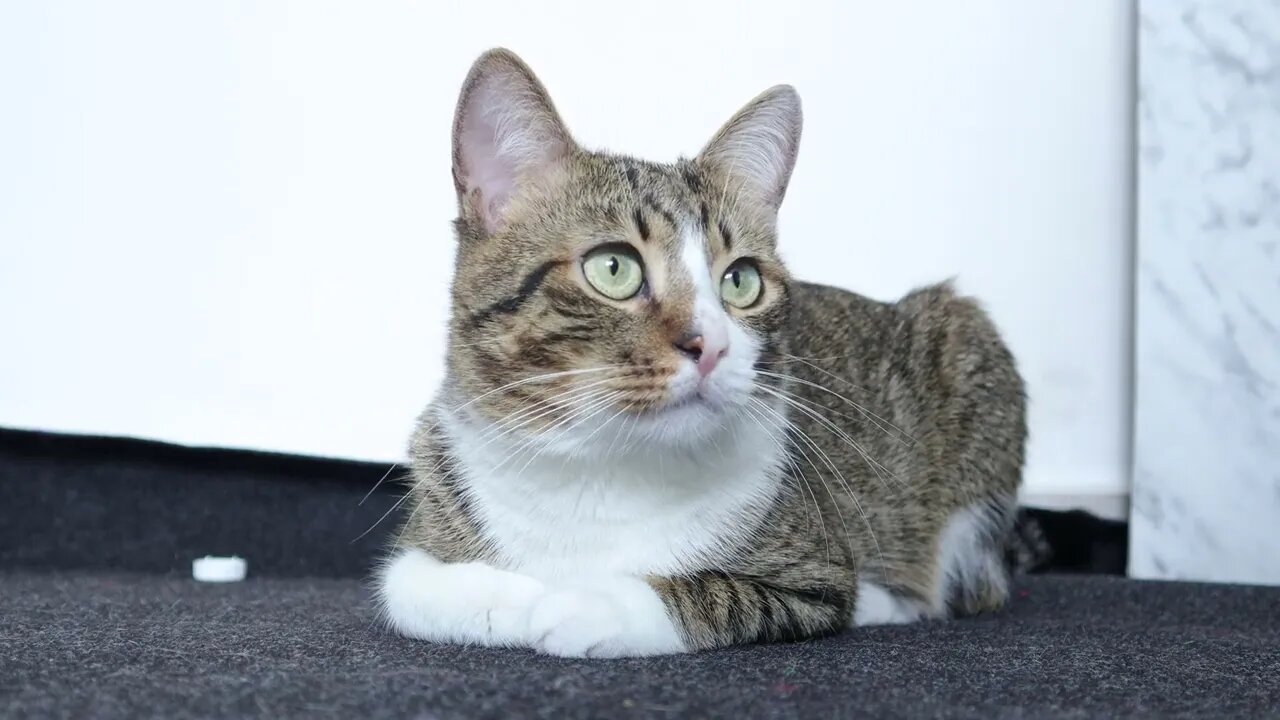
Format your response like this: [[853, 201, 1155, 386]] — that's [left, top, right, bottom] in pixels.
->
[[528, 589, 622, 657], [378, 548, 547, 647], [527, 578, 687, 658]]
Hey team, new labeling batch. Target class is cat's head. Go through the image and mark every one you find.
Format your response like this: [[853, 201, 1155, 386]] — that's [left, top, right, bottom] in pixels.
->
[[443, 49, 800, 450]]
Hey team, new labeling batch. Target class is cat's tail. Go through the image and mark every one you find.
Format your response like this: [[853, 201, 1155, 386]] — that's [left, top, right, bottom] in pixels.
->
[[1004, 507, 1128, 576]]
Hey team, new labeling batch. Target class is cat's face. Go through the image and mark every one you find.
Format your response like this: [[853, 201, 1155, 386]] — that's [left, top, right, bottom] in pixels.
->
[[443, 50, 801, 450]]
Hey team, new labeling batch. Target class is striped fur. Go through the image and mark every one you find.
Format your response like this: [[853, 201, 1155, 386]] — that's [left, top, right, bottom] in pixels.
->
[[378, 49, 1027, 656]]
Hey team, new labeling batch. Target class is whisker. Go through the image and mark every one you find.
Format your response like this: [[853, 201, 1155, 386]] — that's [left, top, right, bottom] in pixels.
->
[[476, 388, 618, 457], [748, 398, 851, 580], [601, 404, 637, 458], [753, 353, 855, 366], [448, 365, 623, 416], [364, 365, 622, 501], [576, 403, 633, 454], [741, 401, 833, 573], [475, 378, 621, 442], [775, 352, 922, 445], [761, 383, 909, 465], [358, 462, 400, 506], [755, 368, 916, 446], [354, 486, 415, 544], [748, 396, 887, 579], [355, 374, 623, 543], [516, 391, 625, 474], [495, 391, 624, 477], [776, 352, 873, 394], [755, 384, 902, 488]]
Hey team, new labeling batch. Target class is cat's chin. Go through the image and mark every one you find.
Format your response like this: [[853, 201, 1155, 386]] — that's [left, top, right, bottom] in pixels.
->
[[641, 394, 723, 422], [613, 396, 747, 449], [529, 394, 748, 457]]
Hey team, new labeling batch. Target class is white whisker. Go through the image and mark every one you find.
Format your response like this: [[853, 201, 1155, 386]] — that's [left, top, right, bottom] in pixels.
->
[[755, 384, 902, 488], [755, 368, 916, 445], [741, 401, 832, 574], [748, 396, 887, 579]]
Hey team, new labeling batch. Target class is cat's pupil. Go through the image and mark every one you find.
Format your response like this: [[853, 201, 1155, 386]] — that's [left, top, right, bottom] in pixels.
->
[[731, 270, 741, 288], [608, 257, 619, 276]]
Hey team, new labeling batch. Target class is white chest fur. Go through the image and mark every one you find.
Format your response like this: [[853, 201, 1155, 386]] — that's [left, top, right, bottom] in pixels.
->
[[437, 405, 784, 582]]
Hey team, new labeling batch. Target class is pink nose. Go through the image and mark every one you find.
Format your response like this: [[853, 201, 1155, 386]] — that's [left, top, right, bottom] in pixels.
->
[[674, 333, 728, 377]]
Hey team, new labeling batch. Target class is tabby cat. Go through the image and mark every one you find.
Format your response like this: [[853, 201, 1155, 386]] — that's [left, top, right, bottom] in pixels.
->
[[377, 49, 1026, 657]]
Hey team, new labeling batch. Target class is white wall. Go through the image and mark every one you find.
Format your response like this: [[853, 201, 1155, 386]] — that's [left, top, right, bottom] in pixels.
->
[[0, 1, 1133, 498]]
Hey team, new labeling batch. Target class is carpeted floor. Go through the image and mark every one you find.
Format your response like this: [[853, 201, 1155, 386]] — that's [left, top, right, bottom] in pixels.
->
[[4, 572, 1278, 719], [2, 427, 1277, 718]]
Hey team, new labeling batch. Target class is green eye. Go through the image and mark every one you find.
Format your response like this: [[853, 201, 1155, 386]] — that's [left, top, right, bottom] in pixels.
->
[[582, 245, 644, 300], [720, 260, 763, 308]]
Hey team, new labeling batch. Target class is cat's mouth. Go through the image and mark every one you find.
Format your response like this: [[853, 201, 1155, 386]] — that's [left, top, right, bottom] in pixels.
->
[[660, 393, 700, 412], [639, 386, 725, 418], [608, 364, 745, 425]]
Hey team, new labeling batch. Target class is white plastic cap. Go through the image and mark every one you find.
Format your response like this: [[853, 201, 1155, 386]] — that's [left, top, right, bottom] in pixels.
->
[[192, 555, 247, 583]]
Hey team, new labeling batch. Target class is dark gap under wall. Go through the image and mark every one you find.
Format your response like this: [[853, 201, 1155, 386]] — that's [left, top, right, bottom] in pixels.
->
[[0, 427, 1127, 578]]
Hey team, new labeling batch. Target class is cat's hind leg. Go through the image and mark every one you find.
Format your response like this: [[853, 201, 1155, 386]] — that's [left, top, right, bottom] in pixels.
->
[[851, 581, 927, 626], [934, 498, 1016, 616]]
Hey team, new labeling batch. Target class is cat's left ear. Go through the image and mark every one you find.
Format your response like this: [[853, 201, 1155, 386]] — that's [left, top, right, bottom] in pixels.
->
[[452, 49, 576, 234], [696, 86, 802, 211]]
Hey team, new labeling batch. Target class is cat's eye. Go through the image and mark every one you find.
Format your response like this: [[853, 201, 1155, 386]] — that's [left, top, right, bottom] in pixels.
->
[[582, 245, 644, 300], [720, 260, 763, 308]]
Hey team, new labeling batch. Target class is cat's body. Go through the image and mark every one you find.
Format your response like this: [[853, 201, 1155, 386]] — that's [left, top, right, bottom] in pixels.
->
[[378, 50, 1025, 656]]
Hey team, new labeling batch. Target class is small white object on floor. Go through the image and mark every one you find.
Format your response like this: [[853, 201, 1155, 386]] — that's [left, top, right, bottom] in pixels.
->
[[192, 555, 247, 583]]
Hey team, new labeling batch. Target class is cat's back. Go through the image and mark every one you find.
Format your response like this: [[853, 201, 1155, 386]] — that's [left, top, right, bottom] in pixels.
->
[[779, 278, 1025, 613], [784, 278, 1022, 410], [787, 280, 894, 347]]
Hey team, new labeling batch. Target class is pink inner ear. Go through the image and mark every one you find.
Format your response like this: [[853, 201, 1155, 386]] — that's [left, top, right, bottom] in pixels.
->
[[458, 112, 517, 234], [454, 68, 572, 234]]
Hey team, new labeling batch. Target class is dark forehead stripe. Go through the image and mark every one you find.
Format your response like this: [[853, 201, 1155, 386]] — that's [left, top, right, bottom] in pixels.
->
[[468, 259, 563, 327], [598, 202, 623, 224], [624, 165, 640, 190], [643, 193, 678, 230], [633, 207, 650, 241], [718, 219, 733, 252], [699, 201, 710, 233]]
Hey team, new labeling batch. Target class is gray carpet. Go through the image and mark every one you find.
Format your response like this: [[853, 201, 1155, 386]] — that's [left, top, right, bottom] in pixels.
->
[[4, 571, 1278, 719]]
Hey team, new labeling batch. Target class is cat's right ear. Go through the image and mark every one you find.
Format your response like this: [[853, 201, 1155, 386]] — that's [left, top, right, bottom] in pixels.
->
[[452, 49, 575, 235]]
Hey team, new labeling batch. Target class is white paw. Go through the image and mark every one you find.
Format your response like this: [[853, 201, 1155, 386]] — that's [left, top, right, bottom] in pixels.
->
[[379, 548, 547, 646], [527, 578, 686, 658], [529, 589, 623, 657], [852, 581, 924, 626], [472, 563, 546, 640]]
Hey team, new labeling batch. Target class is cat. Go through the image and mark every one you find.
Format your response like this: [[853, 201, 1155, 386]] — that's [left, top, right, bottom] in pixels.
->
[[376, 48, 1026, 657]]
